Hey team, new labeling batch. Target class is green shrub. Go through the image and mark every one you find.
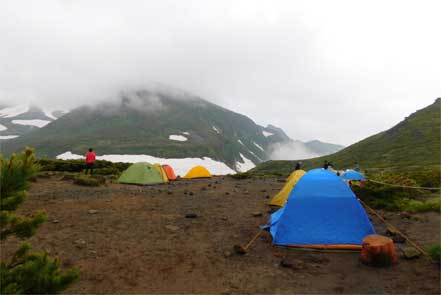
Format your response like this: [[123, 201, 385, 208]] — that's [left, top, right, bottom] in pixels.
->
[[38, 158, 130, 174], [0, 148, 79, 294], [428, 244, 441, 264], [73, 175, 100, 186], [230, 172, 250, 179]]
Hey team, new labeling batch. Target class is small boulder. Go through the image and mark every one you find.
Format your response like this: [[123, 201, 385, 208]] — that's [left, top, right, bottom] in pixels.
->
[[165, 225, 180, 232], [402, 247, 421, 259], [189, 192, 194, 196], [252, 212, 263, 217], [185, 213, 198, 218], [224, 251, 232, 258], [75, 239, 86, 249], [88, 209, 98, 214], [392, 235, 406, 243], [225, 192, 230, 195], [52, 219, 60, 224]]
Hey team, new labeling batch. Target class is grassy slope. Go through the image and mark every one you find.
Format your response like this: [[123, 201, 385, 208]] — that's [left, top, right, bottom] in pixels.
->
[[1, 94, 287, 168], [248, 98, 441, 175]]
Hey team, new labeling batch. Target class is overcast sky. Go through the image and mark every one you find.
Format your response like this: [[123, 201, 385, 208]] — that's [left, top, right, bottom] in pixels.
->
[[1, 0, 440, 145]]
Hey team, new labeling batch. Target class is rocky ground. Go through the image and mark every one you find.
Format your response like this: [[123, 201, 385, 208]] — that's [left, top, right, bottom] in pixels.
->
[[1, 173, 440, 294]]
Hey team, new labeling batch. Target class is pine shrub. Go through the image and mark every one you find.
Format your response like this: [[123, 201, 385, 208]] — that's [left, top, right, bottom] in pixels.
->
[[0, 148, 79, 294]]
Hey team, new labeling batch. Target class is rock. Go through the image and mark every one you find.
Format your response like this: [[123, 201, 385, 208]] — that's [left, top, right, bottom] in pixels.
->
[[52, 219, 59, 224], [201, 187, 207, 191], [165, 225, 180, 231], [243, 190, 250, 195], [386, 226, 400, 236], [392, 235, 406, 243], [75, 239, 86, 248], [208, 184, 212, 187], [224, 251, 232, 258], [88, 209, 98, 214], [265, 195, 270, 199], [261, 189, 267, 193], [61, 174, 75, 181], [280, 258, 305, 270], [252, 212, 263, 217], [399, 212, 412, 219], [213, 186, 217, 189], [402, 247, 421, 259], [225, 192, 230, 195], [185, 213, 198, 218], [221, 217, 228, 221], [167, 191, 173, 195], [189, 192, 194, 196]]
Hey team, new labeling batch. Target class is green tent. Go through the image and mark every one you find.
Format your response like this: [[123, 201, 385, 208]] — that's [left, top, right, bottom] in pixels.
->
[[118, 163, 164, 185]]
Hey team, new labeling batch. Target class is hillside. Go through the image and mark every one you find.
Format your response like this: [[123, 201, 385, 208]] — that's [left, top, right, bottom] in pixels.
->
[[248, 98, 441, 174], [1, 90, 290, 171], [0, 105, 67, 139]]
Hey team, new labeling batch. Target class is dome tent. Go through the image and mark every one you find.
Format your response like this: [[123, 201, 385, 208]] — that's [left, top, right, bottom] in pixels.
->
[[268, 170, 306, 207], [183, 165, 212, 179], [162, 164, 177, 180], [269, 169, 375, 249], [118, 163, 165, 185], [341, 169, 366, 181]]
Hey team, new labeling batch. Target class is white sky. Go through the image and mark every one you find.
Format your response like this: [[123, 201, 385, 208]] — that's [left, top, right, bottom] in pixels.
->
[[1, 0, 440, 145]]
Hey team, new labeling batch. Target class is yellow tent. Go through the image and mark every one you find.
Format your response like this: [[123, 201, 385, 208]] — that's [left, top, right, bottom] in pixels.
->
[[183, 165, 212, 179], [154, 164, 169, 183], [268, 170, 306, 207]]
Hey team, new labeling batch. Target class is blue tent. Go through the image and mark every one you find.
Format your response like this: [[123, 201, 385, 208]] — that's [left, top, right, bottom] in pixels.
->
[[269, 168, 375, 249], [341, 169, 366, 181]]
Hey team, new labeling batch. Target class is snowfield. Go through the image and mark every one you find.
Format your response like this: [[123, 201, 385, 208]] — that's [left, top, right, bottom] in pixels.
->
[[235, 153, 256, 172], [0, 124, 7, 131], [0, 135, 19, 140], [56, 152, 236, 175], [253, 142, 265, 151], [12, 119, 51, 128], [212, 126, 221, 134], [262, 130, 274, 137], [0, 105, 29, 118], [169, 134, 188, 142]]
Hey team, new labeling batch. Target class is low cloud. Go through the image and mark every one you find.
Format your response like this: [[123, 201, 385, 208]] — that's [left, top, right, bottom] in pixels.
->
[[268, 141, 318, 161]]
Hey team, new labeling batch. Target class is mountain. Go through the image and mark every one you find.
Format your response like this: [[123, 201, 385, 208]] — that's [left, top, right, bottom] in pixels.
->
[[1, 88, 345, 172], [1, 89, 287, 171], [249, 98, 441, 175], [305, 140, 344, 155], [0, 105, 67, 139]]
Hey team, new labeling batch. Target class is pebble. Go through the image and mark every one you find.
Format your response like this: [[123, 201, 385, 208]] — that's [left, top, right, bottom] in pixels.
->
[[165, 225, 180, 231], [402, 247, 421, 259], [75, 239, 86, 249], [185, 213, 198, 218], [224, 251, 232, 258], [88, 209, 98, 214], [52, 219, 59, 224], [252, 212, 263, 217]]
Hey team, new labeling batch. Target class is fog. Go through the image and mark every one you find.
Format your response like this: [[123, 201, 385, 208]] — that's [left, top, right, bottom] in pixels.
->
[[1, 0, 440, 145]]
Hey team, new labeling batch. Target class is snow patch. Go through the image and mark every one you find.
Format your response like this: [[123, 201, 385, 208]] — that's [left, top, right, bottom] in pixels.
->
[[248, 150, 262, 162], [235, 153, 256, 173], [56, 152, 236, 175], [0, 124, 7, 131], [237, 139, 245, 146], [169, 134, 188, 142], [12, 119, 51, 128], [0, 135, 19, 140], [0, 105, 29, 118], [262, 130, 274, 137], [182, 132, 190, 135], [253, 142, 265, 151], [212, 126, 221, 134], [42, 108, 58, 120]]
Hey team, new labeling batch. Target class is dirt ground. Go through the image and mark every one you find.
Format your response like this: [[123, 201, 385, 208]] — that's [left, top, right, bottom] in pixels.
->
[[1, 174, 440, 294]]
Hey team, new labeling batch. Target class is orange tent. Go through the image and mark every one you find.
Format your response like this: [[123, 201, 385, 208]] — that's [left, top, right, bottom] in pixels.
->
[[162, 164, 177, 180]]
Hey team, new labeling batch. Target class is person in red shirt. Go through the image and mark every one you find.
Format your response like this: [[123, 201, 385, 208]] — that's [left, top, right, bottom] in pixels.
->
[[85, 148, 96, 175]]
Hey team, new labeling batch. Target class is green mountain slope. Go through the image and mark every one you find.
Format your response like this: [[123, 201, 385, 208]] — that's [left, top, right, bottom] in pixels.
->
[[1, 90, 290, 170], [249, 98, 441, 174]]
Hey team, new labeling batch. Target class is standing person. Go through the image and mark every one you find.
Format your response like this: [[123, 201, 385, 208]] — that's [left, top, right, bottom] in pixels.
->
[[85, 148, 96, 175], [295, 162, 302, 170], [323, 160, 329, 170]]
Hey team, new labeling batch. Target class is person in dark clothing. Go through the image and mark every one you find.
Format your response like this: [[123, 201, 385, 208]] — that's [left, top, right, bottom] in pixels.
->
[[323, 160, 329, 170], [85, 148, 96, 175], [295, 162, 302, 170]]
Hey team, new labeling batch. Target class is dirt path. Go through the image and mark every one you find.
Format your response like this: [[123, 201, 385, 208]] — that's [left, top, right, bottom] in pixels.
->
[[1, 175, 439, 294]]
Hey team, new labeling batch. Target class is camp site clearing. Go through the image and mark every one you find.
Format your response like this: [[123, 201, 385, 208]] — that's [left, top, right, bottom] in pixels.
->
[[1, 174, 439, 294]]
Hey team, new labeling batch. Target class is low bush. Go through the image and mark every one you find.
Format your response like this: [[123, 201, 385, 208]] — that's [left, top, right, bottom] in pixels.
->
[[38, 159, 130, 174], [73, 175, 101, 187], [428, 244, 441, 264]]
